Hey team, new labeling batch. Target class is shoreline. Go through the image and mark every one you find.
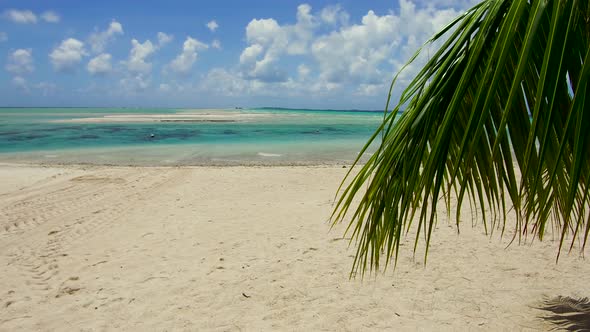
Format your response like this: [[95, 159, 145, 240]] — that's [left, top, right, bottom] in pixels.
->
[[0, 159, 361, 168]]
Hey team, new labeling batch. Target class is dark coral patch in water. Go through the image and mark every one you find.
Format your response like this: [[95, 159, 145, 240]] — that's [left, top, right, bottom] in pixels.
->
[[301, 130, 322, 135], [78, 134, 100, 139]]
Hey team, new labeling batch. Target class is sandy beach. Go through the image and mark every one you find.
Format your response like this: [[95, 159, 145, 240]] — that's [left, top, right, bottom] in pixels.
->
[[49, 110, 275, 124], [0, 164, 588, 331]]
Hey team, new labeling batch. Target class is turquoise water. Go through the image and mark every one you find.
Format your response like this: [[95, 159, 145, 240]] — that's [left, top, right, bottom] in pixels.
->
[[0, 108, 387, 165]]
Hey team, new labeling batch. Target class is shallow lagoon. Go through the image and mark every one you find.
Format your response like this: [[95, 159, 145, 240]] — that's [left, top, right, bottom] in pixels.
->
[[0, 108, 388, 165]]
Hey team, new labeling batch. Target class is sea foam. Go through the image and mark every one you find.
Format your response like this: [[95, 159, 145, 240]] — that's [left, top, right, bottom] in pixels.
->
[[257, 152, 282, 157]]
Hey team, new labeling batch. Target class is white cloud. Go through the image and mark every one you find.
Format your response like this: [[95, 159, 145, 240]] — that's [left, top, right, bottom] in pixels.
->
[[126, 39, 155, 74], [320, 5, 349, 26], [415, 0, 480, 10], [157, 81, 190, 94], [41, 11, 60, 23], [311, 0, 460, 87], [6, 48, 34, 75], [35, 82, 58, 96], [159, 83, 171, 92], [12, 76, 29, 91], [200, 67, 323, 98], [239, 4, 319, 82], [87, 53, 112, 75], [297, 64, 310, 79], [239, 44, 264, 65], [245, 19, 285, 49], [88, 20, 124, 53], [311, 11, 395, 84], [200, 67, 341, 99], [120, 74, 150, 92], [240, 47, 288, 83], [49, 38, 87, 72], [220, 1, 466, 100], [157, 32, 173, 47], [3, 9, 37, 24], [206, 20, 219, 32], [0, 1, 477, 108], [200, 68, 250, 96], [355, 83, 387, 96], [3, 9, 62, 24], [289, 4, 316, 54], [0, 32, 8, 42], [167, 36, 208, 75], [120, 38, 160, 92]]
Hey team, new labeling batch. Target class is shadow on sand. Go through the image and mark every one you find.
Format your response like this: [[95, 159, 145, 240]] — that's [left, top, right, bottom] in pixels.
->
[[538, 296, 590, 331]]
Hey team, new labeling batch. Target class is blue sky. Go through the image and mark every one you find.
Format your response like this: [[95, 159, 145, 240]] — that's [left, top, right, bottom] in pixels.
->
[[1, 0, 477, 109]]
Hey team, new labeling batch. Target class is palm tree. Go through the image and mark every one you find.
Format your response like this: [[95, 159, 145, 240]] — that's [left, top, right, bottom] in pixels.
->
[[332, 0, 590, 276]]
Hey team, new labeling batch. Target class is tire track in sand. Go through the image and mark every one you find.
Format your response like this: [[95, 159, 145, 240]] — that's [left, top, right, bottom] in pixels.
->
[[0, 171, 133, 236], [3, 168, 190, 297]]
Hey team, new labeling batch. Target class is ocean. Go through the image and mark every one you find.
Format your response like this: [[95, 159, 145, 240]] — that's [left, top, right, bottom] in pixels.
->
[[0, 108, 388, 166]]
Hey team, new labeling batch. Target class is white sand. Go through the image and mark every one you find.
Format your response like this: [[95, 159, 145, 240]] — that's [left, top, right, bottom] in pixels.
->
[[50, 111, 275, 124], [0, 164, 588, 331]]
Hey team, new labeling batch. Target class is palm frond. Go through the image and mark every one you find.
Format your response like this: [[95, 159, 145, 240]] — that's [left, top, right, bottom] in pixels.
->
[[332, 0, 590, 276]]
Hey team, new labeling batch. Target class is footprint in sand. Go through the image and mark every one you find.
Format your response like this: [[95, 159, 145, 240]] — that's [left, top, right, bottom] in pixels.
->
[[55, 276, 82, 298], [55, 286, 82, 298]]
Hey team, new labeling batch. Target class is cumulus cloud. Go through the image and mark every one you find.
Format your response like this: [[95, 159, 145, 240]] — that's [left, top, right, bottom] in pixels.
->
[[311, 0, 460, 87], [239, 4, 318, 83], [245, 19, 285, 47], [289, 4, 317, 54], [3, 9, 37, 24], [120, 74, 150, 92], [1, 1, 476, 106], [200, 68, 250, 96], [49, 38, 87, 72], [126, 39, 155, 74], [0, 32, 8, 42], [218, 1, 467, 100], [239, 44, 264, 65], [355, 83, 387, 96], [3, 9, 62, 25], [159, 83, 171, 92], [157, 32, 173, 47], [320, 5, 349, 26], [238, 45, 289, 82], [6, 48, 34, 75], [13, 79, 58, 97], [119, 37, 161, 91], [167, 37, 208, 75], [200, 66, 341, 99], [200, 67, 325, 98], [207, 20, 219, 32], [157, 81, 191, 93], [297, 64, 310, 79], [311, 11, 395, 84], [35, 82, 58, 96], [416, 0, 480, 10], [3, 9, 61, 24], [87, 53, 112, 75], [41, 11, 60, 23], [12, 76, 29, 92], [88, 20, 123, 53]]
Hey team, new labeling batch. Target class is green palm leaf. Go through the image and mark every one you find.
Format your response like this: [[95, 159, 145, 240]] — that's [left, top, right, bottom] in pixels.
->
[[332, 0, 590, 276]]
